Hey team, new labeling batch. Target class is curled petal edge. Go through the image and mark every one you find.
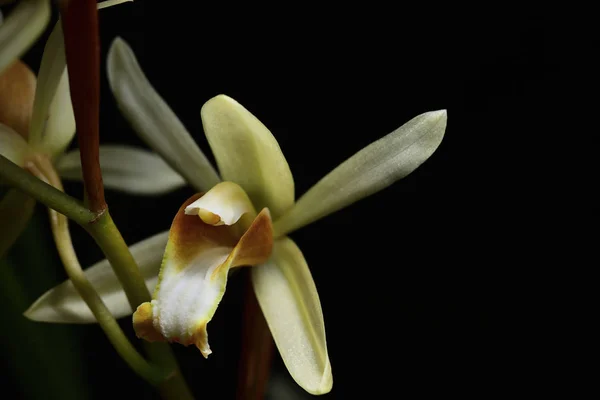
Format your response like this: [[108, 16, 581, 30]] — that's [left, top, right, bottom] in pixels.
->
[[133, 193, 273, 357]]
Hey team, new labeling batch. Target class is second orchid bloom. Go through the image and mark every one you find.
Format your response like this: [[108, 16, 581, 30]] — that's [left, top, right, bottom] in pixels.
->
[[26, 37, 447, 395]]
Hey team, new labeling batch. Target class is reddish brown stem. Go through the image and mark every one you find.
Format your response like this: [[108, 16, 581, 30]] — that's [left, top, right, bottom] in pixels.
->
[[59, 0, 105, 213], [236, 271, 275, 400]]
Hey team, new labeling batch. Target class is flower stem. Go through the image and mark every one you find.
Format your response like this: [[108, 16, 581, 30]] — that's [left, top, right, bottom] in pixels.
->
[[84, 211, 150, 307], [236, 271, 274, 400], [38, 165, 165, 385], [59, 0, 105, 213], [1, 152, 194, 399], [0, 154, 95, 225], [85, 211, 194, 399], [53, 211, 167, 386], [59, 1, 193, 397]]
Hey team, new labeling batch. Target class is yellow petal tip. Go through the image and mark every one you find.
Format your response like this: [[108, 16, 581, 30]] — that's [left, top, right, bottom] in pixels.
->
[[134, 302, 213, 357], [197, 209, 222, 225], [132, 302, 164, 342], [191, 320, 212, 358]]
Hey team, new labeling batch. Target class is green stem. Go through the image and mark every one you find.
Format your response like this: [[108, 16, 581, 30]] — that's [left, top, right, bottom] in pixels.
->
[[84, 211, 150, 307], [29, 157, 169, 386], [48, 206, 165, 385], [85, 211, 194, 399], [236, 271, 274, 400], [0, 154, 95, 225], [0, 155, 193, 398]]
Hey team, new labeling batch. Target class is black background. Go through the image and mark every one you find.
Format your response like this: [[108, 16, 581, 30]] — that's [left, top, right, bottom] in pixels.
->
[[2, 1, 547, 399]]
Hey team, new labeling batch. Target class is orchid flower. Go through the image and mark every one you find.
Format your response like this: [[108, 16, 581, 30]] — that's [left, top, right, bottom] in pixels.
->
[[25, 37, 447, 394], [0, 0, 61, 164], [0, 0, 139, 250]]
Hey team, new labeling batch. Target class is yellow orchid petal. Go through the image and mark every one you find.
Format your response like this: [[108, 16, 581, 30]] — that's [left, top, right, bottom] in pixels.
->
[[0, 0, 50, 75], [0, 122, 33, 167], [201, 95, 295, 219], [185, 181, 256, 227], [251, 237, 332, 395], [0, 60, 36, 138], [274, 110, 447, 236], [133, 194, 273, 358]]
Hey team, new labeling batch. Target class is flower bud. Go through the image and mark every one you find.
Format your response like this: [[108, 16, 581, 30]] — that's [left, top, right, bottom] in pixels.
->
[[0, 60, 36, 138]]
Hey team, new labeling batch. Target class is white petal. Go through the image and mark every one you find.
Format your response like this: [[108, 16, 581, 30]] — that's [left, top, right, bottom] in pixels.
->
[[24, 231, 169, 324], [0, 122, 33, 167], [39, 69, 75, 156], [185, 181, 255, 226], [97, 0, 133, 9], [0, 0, 50, 75], [56, 145, 187, 195], [28, 21, 70, 151], [251, 237, 332, 395], [27, 0, 130, 151], [201, 95, 295, 219], [144, 246, 233, 357], [274, 110, 447, 236], [107, 37, 220, 192]]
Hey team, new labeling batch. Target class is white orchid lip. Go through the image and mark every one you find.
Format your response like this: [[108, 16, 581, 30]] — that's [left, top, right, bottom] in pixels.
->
[[184, 181, 256, 226], [133, 192, 274, 358]]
